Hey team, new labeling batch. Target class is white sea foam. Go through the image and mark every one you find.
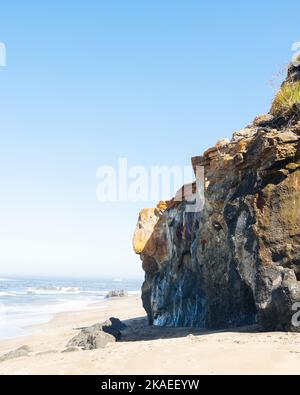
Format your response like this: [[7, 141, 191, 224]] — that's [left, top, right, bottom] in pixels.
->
[[5, 298, 96, 315], [26, 286, 81, 295], [0, 298, 103, 339], [0, 277, 142, 340], [0, 291, 24, 297]]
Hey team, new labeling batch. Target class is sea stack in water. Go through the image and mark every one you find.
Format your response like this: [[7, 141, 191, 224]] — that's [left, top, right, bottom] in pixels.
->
[[133, 63, 300, 331]]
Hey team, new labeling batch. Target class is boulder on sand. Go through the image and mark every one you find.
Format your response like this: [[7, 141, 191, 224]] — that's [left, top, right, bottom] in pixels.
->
[[105, 290, 128, 299], [67, 317, 126, 350], [0, 345, 31, 362]]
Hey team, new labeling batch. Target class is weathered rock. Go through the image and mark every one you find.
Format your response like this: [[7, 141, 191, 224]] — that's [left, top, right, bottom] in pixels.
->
[[231, 127, 258, 143], [67, 317, 126, 350], [291, 121, 300, 135], [105, 290, 128, 298], [0, 345, 31, 362], [284, 63, 300, 84], [133, 66, 300, 332], [133, 207, 161, 254], [253, 114, 274, 127], [215, 138, 230, 148]]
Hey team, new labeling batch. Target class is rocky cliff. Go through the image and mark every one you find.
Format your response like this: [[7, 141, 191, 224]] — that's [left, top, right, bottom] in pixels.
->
[[133, 63, 300, 331]]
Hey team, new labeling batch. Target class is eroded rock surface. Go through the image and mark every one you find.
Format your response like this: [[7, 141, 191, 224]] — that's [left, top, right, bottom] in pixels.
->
[[0, 345, 31, 362], [133, 64, 300, 331], [67, 317, 126, 350], [105, 290, 128, 299]]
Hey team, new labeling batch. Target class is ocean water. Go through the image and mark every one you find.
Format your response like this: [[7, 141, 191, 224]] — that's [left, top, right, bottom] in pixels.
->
[[0, 276, 142, 340]]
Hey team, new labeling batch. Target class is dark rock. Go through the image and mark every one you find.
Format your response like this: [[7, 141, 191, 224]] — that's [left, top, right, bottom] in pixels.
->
[[105, 290, 128, 299], [284, 63, 300, 84], [67, 317, 126, 350], [253, 114, 275, 127], [133, 65, 300, 332]]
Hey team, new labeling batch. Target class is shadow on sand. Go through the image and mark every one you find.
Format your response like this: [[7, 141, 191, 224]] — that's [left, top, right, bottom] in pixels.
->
[[120, 316, 263, 342]]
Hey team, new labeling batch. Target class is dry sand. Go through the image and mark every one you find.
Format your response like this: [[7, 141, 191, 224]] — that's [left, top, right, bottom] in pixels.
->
[[1, 295, 300, 375]]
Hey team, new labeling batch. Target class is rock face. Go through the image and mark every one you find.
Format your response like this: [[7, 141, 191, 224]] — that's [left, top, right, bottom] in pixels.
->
[[133, 64, 300, 331]]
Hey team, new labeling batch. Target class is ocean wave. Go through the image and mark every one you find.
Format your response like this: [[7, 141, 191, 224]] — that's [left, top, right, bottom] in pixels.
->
[[0, 291, 11, 296], [26, 286, 81, 295], [5, 298, 95, 315], [0, 291, 24, 297]]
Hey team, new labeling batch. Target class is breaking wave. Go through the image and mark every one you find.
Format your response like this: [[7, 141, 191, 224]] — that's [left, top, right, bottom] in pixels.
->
[[26, 286, 81, 295]]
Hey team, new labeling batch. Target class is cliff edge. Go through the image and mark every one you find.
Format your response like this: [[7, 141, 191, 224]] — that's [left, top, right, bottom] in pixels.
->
[[133, 63, 300, 331]]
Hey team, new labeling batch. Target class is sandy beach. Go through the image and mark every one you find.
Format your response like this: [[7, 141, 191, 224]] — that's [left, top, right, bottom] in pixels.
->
[[1, 295, 300, 375]]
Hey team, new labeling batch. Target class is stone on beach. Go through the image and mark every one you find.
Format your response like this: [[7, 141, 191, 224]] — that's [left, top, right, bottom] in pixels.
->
[[0, 345, 31, 362], [105, 290, 128, 299], [67, 317, 127, 350]]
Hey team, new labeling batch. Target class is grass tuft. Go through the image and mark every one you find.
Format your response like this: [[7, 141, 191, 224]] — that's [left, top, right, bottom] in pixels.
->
[[271, 81, 300, 118]]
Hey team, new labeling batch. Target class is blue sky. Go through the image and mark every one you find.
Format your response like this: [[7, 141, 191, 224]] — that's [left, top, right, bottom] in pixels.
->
[[0, 1, 299, 278]]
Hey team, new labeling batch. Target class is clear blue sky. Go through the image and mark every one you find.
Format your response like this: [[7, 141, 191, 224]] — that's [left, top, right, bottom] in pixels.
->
[[0, 1, 299, 278]]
